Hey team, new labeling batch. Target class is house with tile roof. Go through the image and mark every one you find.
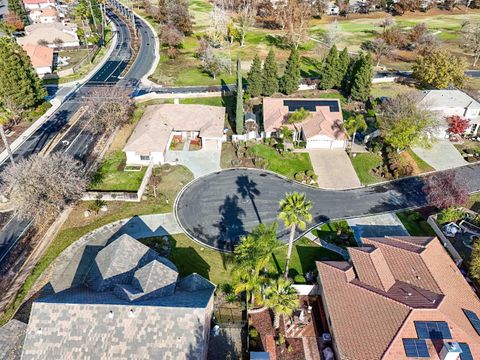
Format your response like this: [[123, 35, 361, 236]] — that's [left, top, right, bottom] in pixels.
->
[[262, 97, 347, 149], [21, 44, 53, 76], [316, 236, 480, 360], [419, 90, 480, 138], [21, 234, 216, 360], [22, 0, 55, 10], [124, 104, 225, 165], [17, 22, 79, 48]]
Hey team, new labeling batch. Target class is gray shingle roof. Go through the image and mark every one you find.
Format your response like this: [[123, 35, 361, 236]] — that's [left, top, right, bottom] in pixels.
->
[[0, 319, 27, 360], [21, 235, 215, 360]]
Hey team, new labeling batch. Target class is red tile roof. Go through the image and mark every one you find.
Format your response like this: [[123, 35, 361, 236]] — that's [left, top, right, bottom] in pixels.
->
[[21, 44, 53, 68], [316, 236, 480, 360]]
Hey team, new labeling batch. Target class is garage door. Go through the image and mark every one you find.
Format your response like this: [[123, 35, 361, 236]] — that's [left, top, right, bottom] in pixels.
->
[[203, 138, 220, 150], [306, 139, 333, 149]]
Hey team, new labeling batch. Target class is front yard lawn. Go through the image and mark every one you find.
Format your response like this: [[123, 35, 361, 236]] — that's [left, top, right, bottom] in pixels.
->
[[351, 152, 384, 185], [248, 144, 314, 179], [89, 150, 146, 192], [313, 220, 357, 248], [404, 149, 434, 173], [396, 210, 436, 236], [271, 237, 343, 283]]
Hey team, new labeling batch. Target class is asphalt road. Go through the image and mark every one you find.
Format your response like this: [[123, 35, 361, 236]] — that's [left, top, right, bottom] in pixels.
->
[[0, 7, 157, 268], [176, 165, 480, 251]]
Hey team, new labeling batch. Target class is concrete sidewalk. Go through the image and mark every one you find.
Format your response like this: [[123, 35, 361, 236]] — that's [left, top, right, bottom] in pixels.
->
[[0, 20, 119, 166]]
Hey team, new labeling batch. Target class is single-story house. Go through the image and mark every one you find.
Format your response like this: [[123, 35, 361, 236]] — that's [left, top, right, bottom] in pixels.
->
[[28, 7, 58, 23], [419, 89, 480, 138], [262, 97, 347, 149], [21, 44, 54, 76], [22, 0, 55, 10], [124, 104, 225, 165], [16, 22, 79, 48]]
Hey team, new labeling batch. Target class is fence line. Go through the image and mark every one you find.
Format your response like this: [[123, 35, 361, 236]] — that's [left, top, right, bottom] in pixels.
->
[[427, 215, 463, 266]]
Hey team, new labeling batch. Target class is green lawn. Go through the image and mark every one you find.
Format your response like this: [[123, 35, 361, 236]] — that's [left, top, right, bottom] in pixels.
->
[[89, 151, 146, 192], [396, 210, 436, 236], [271, 238, 343, 283], [405, 148, 434, 173], [248, 144, 314, 179], [180, 97, 225, 106], [351, 152, 384, 185], [370, 82, 415, 99]]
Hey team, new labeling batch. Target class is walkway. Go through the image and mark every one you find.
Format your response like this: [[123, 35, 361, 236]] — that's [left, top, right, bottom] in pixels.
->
[[346, 213, 409, 245], [175, 164, 480, 251], [412, 140, 467, 171]]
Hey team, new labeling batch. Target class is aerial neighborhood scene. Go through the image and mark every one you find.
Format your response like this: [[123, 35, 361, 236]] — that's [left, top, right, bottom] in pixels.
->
[[1, 0, 480, 358]]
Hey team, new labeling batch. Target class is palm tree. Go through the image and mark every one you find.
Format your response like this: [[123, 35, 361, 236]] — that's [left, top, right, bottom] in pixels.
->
[[278, 192, 312, 278], [233, 270, 265, 307], [344, 114, 367, 157], [264, 278, 299, 329]]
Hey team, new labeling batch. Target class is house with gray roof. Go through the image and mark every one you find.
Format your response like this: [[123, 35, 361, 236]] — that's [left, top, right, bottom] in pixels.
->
[[21, 234, 216, 360]]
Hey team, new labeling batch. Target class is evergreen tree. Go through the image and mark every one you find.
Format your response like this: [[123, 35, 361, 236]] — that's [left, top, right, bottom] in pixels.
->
[[349, 52, 373, 101], [247, 54, 263, 98], [236, 57, 244, 135], [337, 47, 350, 88], [280, 48, 300, 95], [319, 45, 340, 90], [0, 38, 46, 110], [262, 49, 279, 96]]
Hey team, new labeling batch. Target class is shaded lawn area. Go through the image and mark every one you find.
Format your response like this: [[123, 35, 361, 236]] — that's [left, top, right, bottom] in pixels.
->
[[249, 144, 314, 179], [351, 152, 384, 185], [270, 238, 343, 284], [89, 150, 146, 192], [396, 210, 436, 236], [313, 220, 356, 248], [370, 82, 415, 99], [180, 96, 230, 107]]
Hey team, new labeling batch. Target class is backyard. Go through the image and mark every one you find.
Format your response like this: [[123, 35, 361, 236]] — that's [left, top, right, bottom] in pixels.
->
[[312, 220, 357, 248]]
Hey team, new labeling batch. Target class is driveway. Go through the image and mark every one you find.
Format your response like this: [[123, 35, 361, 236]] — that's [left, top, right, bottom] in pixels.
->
[[165, 148, 221, 178], [346, 213, 409, 245], [307, 149, 361, 189], [412, 140, 467, 171]]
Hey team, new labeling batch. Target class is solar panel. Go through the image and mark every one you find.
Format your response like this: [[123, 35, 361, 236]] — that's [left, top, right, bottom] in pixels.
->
[[463, 309, 480, 336], [403, 339, 430, 358], [283, 100, 340, 113], [459, 343, 473, 360], [414, 321, 452, 340]]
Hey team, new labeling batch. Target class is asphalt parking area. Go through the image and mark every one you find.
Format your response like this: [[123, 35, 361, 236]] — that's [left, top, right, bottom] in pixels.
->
[[174, 168, 432, 251]]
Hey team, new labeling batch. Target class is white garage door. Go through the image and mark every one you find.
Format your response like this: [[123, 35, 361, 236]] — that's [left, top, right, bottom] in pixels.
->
[[306, 139, 333, 149]]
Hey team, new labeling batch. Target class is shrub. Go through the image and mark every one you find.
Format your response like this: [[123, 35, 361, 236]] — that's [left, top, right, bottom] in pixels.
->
[[437, 208, 465, 224], [295, 172, 305, 181], [306, 169, 315, 177], [220, 283, 233, 294], [249, 327, 259, 339], [226, 293, 238, 303]]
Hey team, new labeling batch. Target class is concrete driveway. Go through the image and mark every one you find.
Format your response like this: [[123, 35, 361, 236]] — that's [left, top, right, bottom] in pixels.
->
[[412, 140, 467, 171], [308, 149, 361, 189], [165, 148, 221, 178]]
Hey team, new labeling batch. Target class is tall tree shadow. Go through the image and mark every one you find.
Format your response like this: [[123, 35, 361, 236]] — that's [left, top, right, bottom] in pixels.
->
[[214, 195, 246, 251], [236, 175, 262, 224]]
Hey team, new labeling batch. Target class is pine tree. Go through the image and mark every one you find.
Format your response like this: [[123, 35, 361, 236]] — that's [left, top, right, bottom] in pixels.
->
[[319, 45, 340, 90], [262, 49, 279, 96], [247, 54, 263, 98], [280, 48, 300, 95], [349, 52, 373, 101], [236, 57, 244, 135], [337, 47, 350, 88], [0, 38, 46, 110]]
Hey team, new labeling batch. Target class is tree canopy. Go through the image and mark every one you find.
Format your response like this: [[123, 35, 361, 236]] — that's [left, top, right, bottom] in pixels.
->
[[348, 52, 373, 101], [280, 48, 301, 95], [0, 37, 46, 110], [319, 45, 340, 90], [247, 54, 262, 98], [423, 170, 469, 210], [412, 49, 466, 89], [262, 49, 279, 96]]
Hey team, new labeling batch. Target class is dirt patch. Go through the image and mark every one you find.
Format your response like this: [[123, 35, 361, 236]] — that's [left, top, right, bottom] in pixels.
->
[[399, 150, 421, 175]]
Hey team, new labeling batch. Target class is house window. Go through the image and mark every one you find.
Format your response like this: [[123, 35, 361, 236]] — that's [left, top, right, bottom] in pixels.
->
[[140, 155, 150, 161]]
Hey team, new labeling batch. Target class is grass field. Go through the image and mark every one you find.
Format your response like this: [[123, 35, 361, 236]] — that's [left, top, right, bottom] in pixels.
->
[[90, 151, 146, 192], [351, 152, 384, 185], [396, 210, 436, 236], [248, 144, 314, 179]]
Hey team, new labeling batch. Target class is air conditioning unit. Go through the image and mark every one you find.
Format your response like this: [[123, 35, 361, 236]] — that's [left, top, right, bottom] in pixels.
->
[[440, 342, 462, 360]]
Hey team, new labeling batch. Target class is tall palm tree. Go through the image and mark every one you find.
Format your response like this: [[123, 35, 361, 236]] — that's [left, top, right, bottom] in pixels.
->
[[278, 192, 312, 278], [264, 278, 299, 329]]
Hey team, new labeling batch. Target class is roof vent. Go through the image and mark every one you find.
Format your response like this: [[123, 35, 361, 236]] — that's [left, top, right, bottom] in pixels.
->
[[108, 310, 114, 319], [128, 309, 135, 318], [407, 292, 412, 297]]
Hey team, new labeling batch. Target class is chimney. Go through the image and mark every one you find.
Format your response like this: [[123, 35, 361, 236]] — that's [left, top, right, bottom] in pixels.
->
[[440, 342, 462, 360]]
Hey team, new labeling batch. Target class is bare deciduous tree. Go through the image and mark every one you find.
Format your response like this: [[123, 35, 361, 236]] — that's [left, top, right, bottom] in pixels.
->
[[159, 24, 184, 59], [462, 21, 480, 67], [362, 38, 394, 66], [85, 86, 134, 134], [208, 4, 229, 48], [281, 0, 312, 48], [197, 40, 231, 79], [323, 19, 341, 47], [2, 153, 88, 225], [235, 0, 255, 47]]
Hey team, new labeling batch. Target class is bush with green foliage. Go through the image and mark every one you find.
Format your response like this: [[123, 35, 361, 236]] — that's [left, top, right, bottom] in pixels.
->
[[437, 207, 465, 224], [288, 108, 309, 124]]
